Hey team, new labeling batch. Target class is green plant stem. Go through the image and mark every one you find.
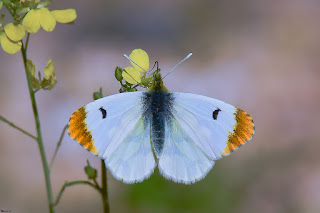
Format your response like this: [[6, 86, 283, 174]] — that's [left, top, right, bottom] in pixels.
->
[[21, 37, 54, 213], [4, 5, 14, 17], [101, 160, 110, 213], [0, 115, 37, 141], [25, 33, 30, 51], [50, 124, 68, 168], [54, 180, 100, 206]]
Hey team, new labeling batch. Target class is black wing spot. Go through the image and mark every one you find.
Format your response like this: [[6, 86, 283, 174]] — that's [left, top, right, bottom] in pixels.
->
[[212, 108, 221, 120], [99, 107, 107, 119]]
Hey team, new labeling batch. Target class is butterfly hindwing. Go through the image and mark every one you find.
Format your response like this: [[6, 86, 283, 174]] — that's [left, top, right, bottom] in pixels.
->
[[158, 117, 215, 184], [68, 92, 155, 183], [105, 116, 155, 183]]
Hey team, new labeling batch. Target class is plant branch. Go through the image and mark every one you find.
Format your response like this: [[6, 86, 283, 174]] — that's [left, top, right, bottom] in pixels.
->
[[4, 5, 14, 17], [50, 124, 68, 168], [21, 41, 54, 213], [0, 115, 37, 141], [93, 178, 101, 189], [54, 180, 101, 206], [101, 160, 110, 213]]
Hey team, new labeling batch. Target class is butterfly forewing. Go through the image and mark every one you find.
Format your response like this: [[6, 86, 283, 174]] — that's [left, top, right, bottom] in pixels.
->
[[171, 93, 255, 159], [68, 92, 155, 183]]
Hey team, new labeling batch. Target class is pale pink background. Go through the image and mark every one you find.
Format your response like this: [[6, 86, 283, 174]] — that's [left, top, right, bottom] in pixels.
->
[[0, 0, 320, 212]]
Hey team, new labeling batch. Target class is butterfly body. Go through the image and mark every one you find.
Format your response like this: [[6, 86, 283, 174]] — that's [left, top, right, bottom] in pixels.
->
[[68, 71, 255, 184], [145, 79, 173, 157]]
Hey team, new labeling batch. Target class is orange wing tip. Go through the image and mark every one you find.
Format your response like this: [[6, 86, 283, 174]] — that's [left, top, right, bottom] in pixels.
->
[[68, 106, 99, 155], [221, 108, 255, 155]]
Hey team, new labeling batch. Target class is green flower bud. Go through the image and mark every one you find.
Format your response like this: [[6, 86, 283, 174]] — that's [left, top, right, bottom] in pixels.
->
[[93, 87, 103, 100], [141, 76, 152, 87], [17, 7, 30, 14], [27, 59, 35, 76], [26, 59, 40, 90], [84, 160, 97, 180], [115, 67, 123, 81], [41, 59, 56, 90]]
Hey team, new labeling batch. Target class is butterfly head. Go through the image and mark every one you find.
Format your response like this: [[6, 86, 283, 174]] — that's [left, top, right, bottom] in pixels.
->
[[147, 68, 168, 92], [122, 50, 192, 93]]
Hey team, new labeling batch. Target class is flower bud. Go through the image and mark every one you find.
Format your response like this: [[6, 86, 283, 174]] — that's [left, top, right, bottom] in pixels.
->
[[141, 76, 152, 87], [115, 67, 123, 81], [84, 160, 97, 180], [93, 87, 103, 100]]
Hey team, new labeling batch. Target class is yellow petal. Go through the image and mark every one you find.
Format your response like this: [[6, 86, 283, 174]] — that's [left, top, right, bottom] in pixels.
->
[[38, 7, 56, 32], [122, 67, 142, 84], [129, 49, 149, 73], [0, 32, 22, 54], [4, 23, 26, 41], [44, 59, 55, 79], [22, 9, 41, 33], [51, 9, 77, 23]]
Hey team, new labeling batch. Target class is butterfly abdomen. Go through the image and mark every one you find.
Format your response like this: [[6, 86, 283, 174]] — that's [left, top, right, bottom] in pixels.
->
[[151, 111, 166, 157], [144, 90, 174, 158]]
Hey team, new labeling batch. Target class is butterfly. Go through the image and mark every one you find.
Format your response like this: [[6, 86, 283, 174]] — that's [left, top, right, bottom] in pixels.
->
[[68, 54, 255, 184]]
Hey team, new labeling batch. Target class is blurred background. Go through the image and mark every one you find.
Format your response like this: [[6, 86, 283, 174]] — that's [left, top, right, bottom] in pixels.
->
[[1, 0, 320, 212]]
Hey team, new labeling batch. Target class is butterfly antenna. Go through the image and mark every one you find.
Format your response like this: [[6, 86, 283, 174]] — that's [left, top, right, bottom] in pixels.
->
[[149, 61, 159, 73], [124, 54, 148, 73], [162, 52, 192, 79]]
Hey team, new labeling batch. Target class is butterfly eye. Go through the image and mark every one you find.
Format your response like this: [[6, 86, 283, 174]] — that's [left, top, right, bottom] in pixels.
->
[[212, 108, 221, 120], [99, 107, 107, 119]]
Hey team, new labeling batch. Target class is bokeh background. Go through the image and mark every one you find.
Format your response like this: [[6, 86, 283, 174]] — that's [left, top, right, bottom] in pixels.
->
[[1, 0, 320, 212]]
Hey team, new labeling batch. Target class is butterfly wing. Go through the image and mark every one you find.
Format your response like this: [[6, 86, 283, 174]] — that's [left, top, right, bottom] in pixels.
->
[[158, 92, 254, 183], [172, 93, 255, 159], [68, 92, 155, 183], [158, 118, 215, 184]]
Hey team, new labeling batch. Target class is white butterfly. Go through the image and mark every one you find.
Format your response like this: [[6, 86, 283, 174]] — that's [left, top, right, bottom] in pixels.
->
[[68, 59, 255, 184]]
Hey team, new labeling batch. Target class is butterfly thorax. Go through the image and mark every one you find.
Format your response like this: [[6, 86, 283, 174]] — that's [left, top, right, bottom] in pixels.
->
[[147, 70, 168, 93], [143, 73, 173, 158]]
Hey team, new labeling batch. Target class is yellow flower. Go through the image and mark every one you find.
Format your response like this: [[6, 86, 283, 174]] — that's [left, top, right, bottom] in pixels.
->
[[22, 8, 77, 33], [0, 23, 25, 54], [123, 67, 142, 84], [123, 49, 149, 84], [51, 9, 77, 23]]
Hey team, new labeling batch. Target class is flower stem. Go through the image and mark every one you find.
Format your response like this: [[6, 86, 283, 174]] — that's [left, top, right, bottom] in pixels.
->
[[21, 41, 54, 213], [50, 124, 68, 168], [0, 115, 37, 141], [101, 160, 110, 213], [54, 180, 100, 206]]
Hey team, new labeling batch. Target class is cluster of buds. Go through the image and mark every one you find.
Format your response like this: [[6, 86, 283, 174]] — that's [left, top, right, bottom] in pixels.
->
[[27, 59, 56, 91]]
